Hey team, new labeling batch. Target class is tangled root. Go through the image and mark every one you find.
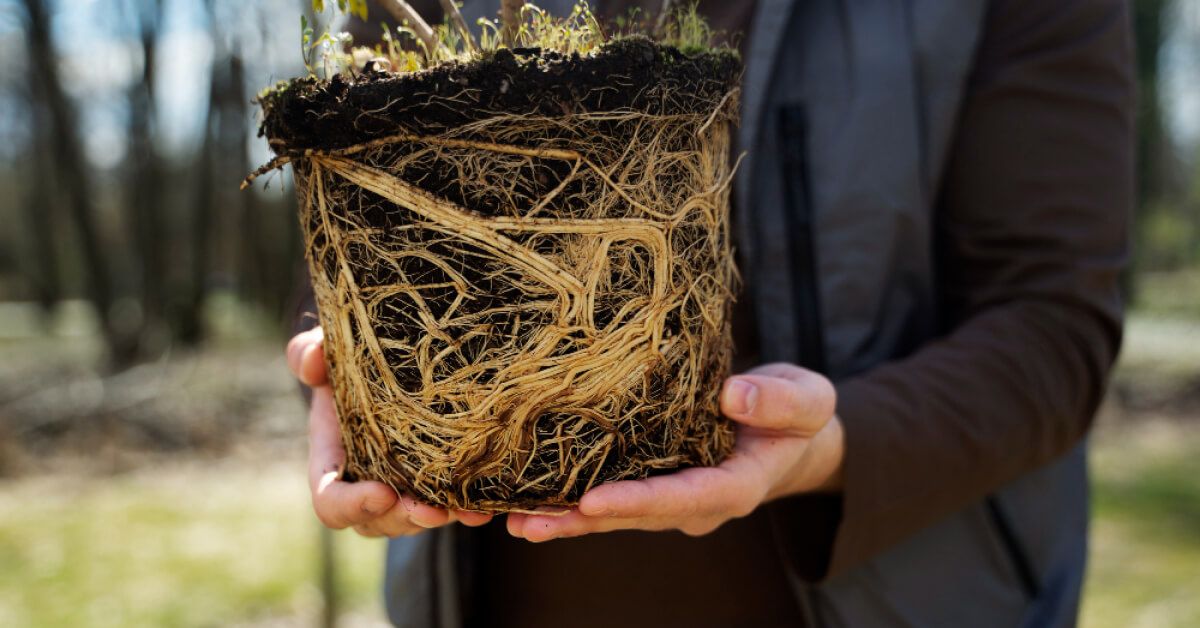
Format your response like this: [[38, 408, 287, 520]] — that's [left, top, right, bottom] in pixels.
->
[[285, 84, 740, 511]]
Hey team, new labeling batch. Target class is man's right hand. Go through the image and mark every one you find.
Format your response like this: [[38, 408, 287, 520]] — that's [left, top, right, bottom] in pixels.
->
[[286, 327, 494, 537]]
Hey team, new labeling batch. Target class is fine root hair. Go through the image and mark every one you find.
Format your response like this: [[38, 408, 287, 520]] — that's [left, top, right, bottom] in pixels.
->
[[286, 88, 740, 511]]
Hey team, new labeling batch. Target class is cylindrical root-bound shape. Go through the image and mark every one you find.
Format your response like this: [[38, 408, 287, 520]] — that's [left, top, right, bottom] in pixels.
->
[[279, 41, 740, 511]]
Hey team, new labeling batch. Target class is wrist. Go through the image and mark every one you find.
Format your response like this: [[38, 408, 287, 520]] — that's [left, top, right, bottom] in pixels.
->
[[808, 415, 845, 492], [772, 414, 846, 500]]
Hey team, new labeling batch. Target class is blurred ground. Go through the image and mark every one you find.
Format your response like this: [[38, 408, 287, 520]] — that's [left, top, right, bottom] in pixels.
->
[[1, 283, 1198, 627], [1084, 278, 1200, 628]]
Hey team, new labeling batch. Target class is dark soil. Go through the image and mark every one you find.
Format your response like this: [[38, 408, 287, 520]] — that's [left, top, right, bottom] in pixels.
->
[[259, 37, 740, 151]]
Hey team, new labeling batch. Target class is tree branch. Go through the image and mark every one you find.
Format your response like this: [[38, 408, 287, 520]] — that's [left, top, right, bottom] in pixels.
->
[[437, 0, 475, 50], [381, 0, 439, 54]]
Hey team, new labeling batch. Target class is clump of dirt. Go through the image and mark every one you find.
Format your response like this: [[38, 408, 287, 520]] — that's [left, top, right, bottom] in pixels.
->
[[258, 37, 742, 511], [260, 37, 739, 150]]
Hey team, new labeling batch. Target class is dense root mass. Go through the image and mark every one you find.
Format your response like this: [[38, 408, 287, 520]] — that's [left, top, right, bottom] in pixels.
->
[[264, 39, 740, 511]]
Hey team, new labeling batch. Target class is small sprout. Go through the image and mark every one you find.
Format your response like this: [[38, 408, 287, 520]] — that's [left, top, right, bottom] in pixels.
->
[[300, 15, 315, 76], [297, 1, 721, 81], [661, 2, 713, 54]]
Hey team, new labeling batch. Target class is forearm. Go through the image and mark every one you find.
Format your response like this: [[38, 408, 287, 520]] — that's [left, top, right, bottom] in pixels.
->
[[770, 0, 1132, 581], [832, 297, 1117, 561]]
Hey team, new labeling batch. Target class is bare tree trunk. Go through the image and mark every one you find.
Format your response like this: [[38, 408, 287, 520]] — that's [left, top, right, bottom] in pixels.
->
[[22, 0, 136, 366], [179, 103, 214, 346], [500, 0, 523, 46], [128, 0, 166, 354], [226, 55, 268, 308], [1127, 0, 1171, 301], [20, 96, 61, 313], [175, 10, 225, 346]]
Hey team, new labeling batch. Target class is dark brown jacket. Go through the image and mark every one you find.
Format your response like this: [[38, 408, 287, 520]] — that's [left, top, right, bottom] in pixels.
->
[[313, 1, 1134, 626]]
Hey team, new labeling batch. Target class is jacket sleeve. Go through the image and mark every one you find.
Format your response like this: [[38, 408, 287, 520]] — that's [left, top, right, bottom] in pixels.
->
[[774, 0, 1135, 580]]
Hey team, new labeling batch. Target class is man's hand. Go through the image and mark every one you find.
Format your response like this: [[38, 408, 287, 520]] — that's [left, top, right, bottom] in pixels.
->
[[286, 327, 493, 537], [505, 363, 843, 542]]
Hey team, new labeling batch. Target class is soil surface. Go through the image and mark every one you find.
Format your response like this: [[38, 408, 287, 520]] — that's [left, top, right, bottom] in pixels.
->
[[260, 37, 740, 150]]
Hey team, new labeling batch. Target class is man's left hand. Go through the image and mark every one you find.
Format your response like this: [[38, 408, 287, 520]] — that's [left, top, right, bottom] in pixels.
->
[[506, 363, 844, 542]]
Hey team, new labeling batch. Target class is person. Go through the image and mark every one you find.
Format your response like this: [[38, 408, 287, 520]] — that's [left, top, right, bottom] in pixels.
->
[[285, 0, 1133, 625]]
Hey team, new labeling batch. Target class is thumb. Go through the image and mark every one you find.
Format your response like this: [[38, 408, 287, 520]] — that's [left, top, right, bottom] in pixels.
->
[[719, 368, 835, 435], [287, 327, 328, 387]]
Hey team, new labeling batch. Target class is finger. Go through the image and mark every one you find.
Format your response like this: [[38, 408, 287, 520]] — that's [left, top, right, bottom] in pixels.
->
[[578, 466, 753, 522], [312, 474, 398, 529], [399, 493, 453, 529], [743, 362, 814, 381], [298, 338, 328, 387], [367, 502, 427, 537], [506, 512, 528, 537], [353, 522, 384, 538], [308, 386, 345, 490], [454, 510, 495, 527], [287, 327, 324, 382], [517, 509, 643, 542], [359, 517, 405, 538], [720, 368, 835, 434], [506, 508, 596, 541], [308, 387, 398, 528]]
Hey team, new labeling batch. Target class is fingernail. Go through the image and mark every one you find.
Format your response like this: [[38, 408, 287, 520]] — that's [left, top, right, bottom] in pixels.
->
[[317, 467, 340, 493], [728, 379, 758, 415]]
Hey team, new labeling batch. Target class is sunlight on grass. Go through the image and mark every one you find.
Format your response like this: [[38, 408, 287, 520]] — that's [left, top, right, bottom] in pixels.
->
[[0, 312, 1197, 625], [0, 460, 388, 627], [4, 424, 1197, 627], [1082, 420, 1200, 628]]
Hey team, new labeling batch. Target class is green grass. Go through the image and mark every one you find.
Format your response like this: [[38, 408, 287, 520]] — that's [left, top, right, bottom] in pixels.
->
[[0, 306, 1197, 626], [0, 461, 389, 627], [1078, 306, 1200, 628], [1082, 420, 1200, 628], [1134, 267, 1200, 319], [3, 420, 1197, 627]]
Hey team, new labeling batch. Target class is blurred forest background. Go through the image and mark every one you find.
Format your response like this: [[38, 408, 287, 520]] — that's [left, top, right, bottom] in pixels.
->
[[1, 0, 1199, 626]]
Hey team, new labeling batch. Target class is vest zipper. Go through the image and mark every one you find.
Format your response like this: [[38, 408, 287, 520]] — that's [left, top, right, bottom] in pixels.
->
[[778, 103, 828, 628], [985, 495, 1042, 600], [778, 104, 827, 373]]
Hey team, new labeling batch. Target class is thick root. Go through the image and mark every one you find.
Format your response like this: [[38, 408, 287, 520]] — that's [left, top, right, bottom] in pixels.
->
[[292, 98, 739, 511]]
